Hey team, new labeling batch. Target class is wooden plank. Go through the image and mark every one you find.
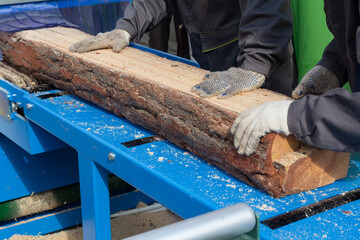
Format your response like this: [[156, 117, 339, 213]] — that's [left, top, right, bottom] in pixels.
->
[[0, 27, 350, 197]]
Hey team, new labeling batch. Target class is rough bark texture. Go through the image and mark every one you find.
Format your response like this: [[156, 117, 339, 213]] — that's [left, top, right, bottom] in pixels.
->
[[0, 27, 350, 197]]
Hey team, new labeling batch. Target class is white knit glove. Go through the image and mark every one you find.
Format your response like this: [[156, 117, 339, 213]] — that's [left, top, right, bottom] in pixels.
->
[[69, 29, 130, 53], [292, 65, 340, 99], [191, 67, 265, 98], [230, 100, 293, 156]]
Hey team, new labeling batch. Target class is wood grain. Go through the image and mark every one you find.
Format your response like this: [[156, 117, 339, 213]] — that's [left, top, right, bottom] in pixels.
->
[[0, 27, 350, 197]]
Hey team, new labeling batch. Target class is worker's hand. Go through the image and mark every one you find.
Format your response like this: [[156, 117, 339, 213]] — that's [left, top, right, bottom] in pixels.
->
[[191, 67, 266, 98], [230, 100, 293, 156], [292, 65, 340, 99], [69, 29, 130, 53]]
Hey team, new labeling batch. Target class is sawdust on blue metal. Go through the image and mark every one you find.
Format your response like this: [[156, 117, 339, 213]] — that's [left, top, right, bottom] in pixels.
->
[[33, 92, 154, 142], [32, 91, 360, 240]]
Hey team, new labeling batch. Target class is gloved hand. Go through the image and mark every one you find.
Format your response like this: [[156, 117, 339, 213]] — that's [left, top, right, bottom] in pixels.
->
[[69, 29, 130, 53], [292, 65, 340, 99], [191, 67, 266, 98], [230, 100, 293, 156]]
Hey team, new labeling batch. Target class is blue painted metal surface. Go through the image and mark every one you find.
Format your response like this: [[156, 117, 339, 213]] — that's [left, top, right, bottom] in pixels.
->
[[0, 133, 78, 202], [0, 191, 154, 239], [78, 152, 111, 240], [16, 82, 360, 239], [130, 43, 200, 68], [0, 78, 155, 238], [0, 80, 67, 154], [0, 12, 357, 236], [22, 91, 219, 216], [1, 205, 83, 238], [0, 79, 358, 238]]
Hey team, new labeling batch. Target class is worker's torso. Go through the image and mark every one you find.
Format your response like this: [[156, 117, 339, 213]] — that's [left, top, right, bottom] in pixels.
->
[[175, 0, 241, 34], [324, 0, 360, 92], [174, 0, 241, 71]]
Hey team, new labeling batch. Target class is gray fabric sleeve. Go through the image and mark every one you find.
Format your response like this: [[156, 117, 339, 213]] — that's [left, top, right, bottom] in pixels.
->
[[115, 0, 174, 42], [288, 88, 360, 152], [238, 0, 293, 77]]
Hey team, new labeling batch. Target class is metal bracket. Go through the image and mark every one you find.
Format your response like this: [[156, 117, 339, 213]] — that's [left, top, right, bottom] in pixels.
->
[[0, 86, 12, 120], [0, 86, 22, 121]]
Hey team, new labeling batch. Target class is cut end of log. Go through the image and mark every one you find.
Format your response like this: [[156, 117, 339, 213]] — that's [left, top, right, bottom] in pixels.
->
[[0, 27, 351, 198], [273, 147, 350, 196], [270, 135, 300, 162]]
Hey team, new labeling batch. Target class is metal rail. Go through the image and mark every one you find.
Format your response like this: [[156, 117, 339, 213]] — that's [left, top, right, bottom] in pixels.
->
[[125, 203, 257, 240]]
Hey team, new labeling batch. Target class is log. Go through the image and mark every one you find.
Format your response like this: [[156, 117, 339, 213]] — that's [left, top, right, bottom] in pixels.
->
[[0, 27, 350, 197]]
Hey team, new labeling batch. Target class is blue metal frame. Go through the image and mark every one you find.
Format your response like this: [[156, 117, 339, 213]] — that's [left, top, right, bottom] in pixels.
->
[[130, 43, 200, 68], [0, 137, 77, 202], [0, 81, 67, 154], [0, 191, 153, 238], [78, 152, 112, 240], [0, 73, 357, 239], [1, 38, 360, 237], [0, 8, 357, 236]]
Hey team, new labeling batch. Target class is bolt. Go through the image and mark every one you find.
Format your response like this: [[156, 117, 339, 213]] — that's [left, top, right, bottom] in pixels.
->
[[26, 103, 33, 110], [11, 102, 19, 112], [108, 152, 116, 161]]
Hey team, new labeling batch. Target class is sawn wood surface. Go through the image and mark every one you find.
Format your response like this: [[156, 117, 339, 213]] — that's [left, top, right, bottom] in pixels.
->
[[0, 27, 350, 197]]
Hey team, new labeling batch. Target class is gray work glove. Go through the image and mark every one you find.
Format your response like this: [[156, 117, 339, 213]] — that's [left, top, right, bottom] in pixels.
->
[[191, 67, 266, 98], [230, 100, 293, 156], [69, 29, 131, 53], [292, 65, 340, 99]]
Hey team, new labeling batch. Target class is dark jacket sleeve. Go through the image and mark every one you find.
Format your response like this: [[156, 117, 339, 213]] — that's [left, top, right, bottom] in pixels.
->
[[237, 0, 293, 77], [288, 88, 360, 152], [115, 0, 174, 42], [317, 39, 348, 86]]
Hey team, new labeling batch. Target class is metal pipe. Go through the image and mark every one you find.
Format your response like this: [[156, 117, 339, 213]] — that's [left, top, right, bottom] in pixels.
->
[[123, 203, 256, 240]]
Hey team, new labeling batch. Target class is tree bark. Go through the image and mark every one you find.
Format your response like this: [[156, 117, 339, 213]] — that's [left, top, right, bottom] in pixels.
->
[[0, 27, 350, 197]]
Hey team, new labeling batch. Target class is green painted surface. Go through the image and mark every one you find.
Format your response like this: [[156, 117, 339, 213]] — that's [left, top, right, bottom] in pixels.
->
[[291, 0, 333, 79], [292, 0, 351, 91], [292, 0, 333, 80]]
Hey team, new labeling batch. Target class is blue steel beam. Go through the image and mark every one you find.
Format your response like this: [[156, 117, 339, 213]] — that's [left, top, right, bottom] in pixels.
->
[[0, 81, 67, 154], [22, 91, 219, 219], [0, 33, 357, 238], [0, 191, 154, 239], [17, 86, 360, 239], [78, 152, 111, 240]]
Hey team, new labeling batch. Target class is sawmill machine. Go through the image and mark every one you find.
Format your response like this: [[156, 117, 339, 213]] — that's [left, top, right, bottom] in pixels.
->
[[0, 1, 359, 239]]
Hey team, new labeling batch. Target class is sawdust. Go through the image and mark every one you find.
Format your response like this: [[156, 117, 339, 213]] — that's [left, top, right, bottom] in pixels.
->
[[7, 203, 181, 240]]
